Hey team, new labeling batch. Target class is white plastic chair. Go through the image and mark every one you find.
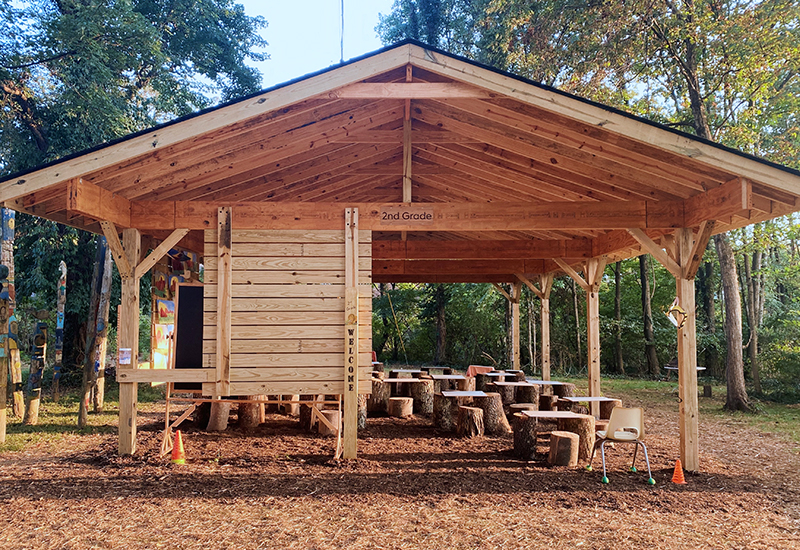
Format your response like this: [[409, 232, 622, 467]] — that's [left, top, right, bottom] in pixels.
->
[[587, 407, 655, 485]]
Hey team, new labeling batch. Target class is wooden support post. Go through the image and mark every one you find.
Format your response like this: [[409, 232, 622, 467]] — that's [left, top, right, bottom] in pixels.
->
[[676, 227, 700, 472], [631, 225, 710, 472], [342, 207, 359, 459], [216, 207, 232, 397], [540, 274, 553, 380], [118, 228, 140, 455], [511, 281, 522, 370], [585, 257, 606, 418], [555, 258, 605, 417], [517, 273, 552, 379]]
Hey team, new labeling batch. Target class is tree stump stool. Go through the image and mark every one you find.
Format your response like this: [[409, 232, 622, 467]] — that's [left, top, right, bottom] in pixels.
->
[[456, 406, 484, 438], [474, 392, 512, 435], [554, 383, 577, 399], [442, 368, 453, 375], [357, 394, 368, 429], [475, 373, 490, 392], [433, 394, 461, 431], [372, 370, 385, 380], [512, 413, 538, 460], [489, 383, 515, 405], [410, 378, 434, 416], [516, 384, 539, 406], [539, 394, 558, 411], [548, 431, 580, 466], [318, 409, 341, 437], [557, 414, 595, 461], [372, 362, 385, 374], [512, 372, 527, 382], [457, 376, 476, 392], [298, 394, 316, 432], [599, 399, 622, 420], [368, 379, 391, 414], [388, 397, 414, 418]]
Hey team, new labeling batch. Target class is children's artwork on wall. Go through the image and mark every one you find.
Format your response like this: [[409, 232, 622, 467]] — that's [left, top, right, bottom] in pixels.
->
[[152, 267, 169, 299], [152, 324, 173, 371], [168, 274, 184, 296], [155, 299, 175, 325]]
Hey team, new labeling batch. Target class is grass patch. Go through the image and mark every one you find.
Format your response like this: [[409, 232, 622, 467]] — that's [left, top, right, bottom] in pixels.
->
[[1, 382, 167, 452]]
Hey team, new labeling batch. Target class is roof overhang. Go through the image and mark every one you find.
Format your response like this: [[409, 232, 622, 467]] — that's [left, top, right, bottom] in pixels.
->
[[3, 40, 800, 281]]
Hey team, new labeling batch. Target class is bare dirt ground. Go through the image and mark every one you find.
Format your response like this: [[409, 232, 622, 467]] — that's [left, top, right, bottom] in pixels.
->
[[1, 384, 800, 550]]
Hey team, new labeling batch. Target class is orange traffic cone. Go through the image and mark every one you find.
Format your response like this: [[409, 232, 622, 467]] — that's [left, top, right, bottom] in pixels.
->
[[671, 459, 686, 484], [171, 430, 186, 464]]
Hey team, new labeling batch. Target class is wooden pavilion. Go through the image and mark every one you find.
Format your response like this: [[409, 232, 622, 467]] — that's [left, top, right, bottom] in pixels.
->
[[2, 40, 800, 470]]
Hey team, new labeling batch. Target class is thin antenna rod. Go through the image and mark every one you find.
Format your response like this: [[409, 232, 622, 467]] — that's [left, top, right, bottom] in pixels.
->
[[340, 0, 345, 63]]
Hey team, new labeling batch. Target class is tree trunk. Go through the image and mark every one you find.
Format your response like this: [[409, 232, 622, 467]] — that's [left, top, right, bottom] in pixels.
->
[[639, 255, 659, 376], [714, 233, 751, 411], [697, 258, 720, 377], [78, 239, 108, 428], [743, 246, 763, 394], [92, 244, 113, 413], [434, 284, 447, 365], [614, 260, 624, 375]]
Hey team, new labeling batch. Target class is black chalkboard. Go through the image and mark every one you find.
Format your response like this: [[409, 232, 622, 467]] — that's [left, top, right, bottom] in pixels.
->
[[173, 283, 204, 390]]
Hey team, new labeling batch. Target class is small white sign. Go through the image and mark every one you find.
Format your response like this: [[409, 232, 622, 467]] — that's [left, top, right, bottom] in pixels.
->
[[119, 348, 132, 365]]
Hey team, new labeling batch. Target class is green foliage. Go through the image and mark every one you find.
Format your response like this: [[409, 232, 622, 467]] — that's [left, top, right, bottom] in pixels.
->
[[1, 0, 268, 174], [0, 0, 267, 381]]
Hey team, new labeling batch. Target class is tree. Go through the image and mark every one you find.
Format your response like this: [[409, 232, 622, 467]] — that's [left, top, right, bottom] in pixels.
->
[[1, 0, 268, 382]]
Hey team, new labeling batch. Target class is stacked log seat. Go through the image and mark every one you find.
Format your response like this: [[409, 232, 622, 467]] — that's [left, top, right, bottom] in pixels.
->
[[388, 397, 414, 418], [548, 431, 579, 466]]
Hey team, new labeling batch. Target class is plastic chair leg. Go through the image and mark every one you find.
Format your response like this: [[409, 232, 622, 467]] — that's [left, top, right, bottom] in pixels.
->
[[638, 441, 655, 485], [600, 441, 609, 483]]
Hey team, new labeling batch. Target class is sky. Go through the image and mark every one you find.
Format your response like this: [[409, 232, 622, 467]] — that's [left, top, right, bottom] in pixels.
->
[[240, 1, 397, 88]]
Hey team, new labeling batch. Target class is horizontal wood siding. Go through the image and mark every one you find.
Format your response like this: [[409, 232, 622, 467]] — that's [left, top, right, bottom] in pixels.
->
[[203, 229, 372, 396]]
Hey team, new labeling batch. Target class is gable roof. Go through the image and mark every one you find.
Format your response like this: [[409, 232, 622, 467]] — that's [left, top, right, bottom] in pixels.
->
[[2, 40, 799, 282]]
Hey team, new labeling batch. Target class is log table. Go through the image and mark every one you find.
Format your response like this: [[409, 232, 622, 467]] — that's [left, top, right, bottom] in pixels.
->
[[488, 381, 537, 405], [435, 391, 486, 431], [518, 410, 594, 462], [559, 396, 622, 420], [384, 377, 424, 398], [430, 374, 467, 393]]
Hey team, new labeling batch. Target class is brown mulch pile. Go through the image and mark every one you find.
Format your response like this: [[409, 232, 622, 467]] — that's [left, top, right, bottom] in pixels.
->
[[1, 388, 800, 550]]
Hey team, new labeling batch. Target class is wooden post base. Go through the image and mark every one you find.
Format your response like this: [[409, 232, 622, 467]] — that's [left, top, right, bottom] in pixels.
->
[[410, 379, 434, 416], [513, 413, 538, 460], [474, 392, 512, 435], [433, 394, 461, 431]]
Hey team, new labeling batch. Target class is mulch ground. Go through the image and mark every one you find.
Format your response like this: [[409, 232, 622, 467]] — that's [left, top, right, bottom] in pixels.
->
[[1, 385, 799, 550]]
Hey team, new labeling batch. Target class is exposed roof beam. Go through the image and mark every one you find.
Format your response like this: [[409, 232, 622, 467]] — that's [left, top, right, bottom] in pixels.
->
[[327, 82, 494, 99], [373, 238, 592, 260]]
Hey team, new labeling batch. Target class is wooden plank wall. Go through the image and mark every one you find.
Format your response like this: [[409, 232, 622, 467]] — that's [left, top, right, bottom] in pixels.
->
[[202, 229, 372, 396]]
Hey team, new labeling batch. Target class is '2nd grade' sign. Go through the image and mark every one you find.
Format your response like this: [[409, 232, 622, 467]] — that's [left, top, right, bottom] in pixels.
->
[[380, 206, 435, 225]]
